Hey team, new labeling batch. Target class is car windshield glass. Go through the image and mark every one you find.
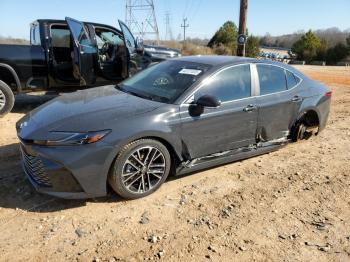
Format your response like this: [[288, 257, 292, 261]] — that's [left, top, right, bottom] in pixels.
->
[[117, 60, 211, 103]]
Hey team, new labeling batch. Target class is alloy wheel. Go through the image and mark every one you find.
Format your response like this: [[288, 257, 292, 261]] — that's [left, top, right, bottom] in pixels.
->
[[121, 146, 166, 194], [0, 89, 6, 111]]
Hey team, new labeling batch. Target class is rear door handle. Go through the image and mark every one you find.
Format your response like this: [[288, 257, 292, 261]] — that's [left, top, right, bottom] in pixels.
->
[[243, 104, 257, 112], [291, 95, 302, 102]]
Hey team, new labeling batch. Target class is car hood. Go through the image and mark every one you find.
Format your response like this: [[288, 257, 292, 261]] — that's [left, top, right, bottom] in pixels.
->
[[17, 85, 162, 140]]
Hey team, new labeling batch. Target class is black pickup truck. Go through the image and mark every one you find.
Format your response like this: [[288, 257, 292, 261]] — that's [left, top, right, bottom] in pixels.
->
[[0, 17, 158, 116]]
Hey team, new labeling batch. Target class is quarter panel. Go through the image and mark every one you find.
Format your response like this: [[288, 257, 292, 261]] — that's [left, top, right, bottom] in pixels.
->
[[296, 80, 331, 132]]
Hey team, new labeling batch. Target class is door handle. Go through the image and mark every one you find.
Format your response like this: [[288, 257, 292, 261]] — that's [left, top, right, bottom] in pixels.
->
[[291, 95, 302, 102], [243, 104, 257, 112]]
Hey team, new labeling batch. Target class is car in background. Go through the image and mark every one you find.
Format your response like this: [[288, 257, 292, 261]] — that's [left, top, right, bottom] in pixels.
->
[[144, 44, 181, 62], [17, 56, 331, 200]]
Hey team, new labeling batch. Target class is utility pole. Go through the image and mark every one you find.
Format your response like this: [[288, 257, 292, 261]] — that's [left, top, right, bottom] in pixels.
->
[[125, 0, 160, 44], [237, 0, 248, 56], [181, 18, 189, 46]]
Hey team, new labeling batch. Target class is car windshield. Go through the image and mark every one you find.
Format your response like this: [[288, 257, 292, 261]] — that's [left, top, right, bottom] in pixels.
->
[[117, 60, 211, 103]]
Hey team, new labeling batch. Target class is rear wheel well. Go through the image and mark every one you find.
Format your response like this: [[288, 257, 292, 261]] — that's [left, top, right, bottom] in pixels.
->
[[291, 110, 320, 141], [301, 110, 320, 128], [0, 67, 17, 91]]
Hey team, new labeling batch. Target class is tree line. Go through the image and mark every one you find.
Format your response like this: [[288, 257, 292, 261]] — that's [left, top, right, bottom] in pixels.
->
[[206, 22, 350, 64], [260, 28, 350, 49], [291, 30, 350, 64], [207, 21, 260, 58]]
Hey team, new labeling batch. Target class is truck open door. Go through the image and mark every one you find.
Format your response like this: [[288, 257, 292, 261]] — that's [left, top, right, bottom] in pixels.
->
[[118, 20, 147, 76], [65, 17, 97, 86]]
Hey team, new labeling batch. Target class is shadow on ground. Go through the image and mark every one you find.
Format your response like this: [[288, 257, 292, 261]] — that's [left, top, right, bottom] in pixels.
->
[[0, 152, 198, 214], [0, 143, 20, 160], [0, 149, 233, 214], [0, 144, 124, 213]]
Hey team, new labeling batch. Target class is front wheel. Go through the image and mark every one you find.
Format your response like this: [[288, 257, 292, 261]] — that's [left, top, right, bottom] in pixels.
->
[[108, 139, 171, 199], [0, 80, 15, 117]]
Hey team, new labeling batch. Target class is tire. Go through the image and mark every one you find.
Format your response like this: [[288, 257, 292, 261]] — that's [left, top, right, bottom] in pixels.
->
[[291, 122, 307, 142], [0, 80, 15, 117], [108, 139, 171, 199]]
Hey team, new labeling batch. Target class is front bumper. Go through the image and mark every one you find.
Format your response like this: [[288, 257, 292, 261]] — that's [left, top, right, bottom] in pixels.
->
[[19, 141, 117, 199]]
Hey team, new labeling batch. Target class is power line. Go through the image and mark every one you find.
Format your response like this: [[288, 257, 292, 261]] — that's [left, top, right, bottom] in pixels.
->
[[185, 0, 198, 20], [183, 0, 191, 18], [125, 0, 160, 44], [190, 0, 203, 23]]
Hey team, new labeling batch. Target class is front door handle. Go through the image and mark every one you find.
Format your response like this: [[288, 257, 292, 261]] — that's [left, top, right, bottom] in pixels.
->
[[243, 104, 257, 112], [291, 95, 302, 102]]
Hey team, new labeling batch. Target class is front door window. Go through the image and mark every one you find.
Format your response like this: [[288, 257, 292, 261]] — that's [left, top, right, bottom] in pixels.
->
[[193, 64, 252, 103]]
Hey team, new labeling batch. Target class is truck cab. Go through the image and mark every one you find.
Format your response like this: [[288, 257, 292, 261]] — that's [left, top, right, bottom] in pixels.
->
[[0, 17, 153, 116], [33, 18, 149, 88]]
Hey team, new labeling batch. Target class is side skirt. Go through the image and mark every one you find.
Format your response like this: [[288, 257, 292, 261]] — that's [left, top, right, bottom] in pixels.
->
[[175, 139, 289, 176]]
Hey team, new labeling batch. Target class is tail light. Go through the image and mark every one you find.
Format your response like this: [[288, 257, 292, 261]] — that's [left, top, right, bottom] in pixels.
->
[[325, 91, 332, 97]]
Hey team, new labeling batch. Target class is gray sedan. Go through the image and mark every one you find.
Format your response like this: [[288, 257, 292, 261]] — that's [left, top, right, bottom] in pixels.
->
[[16, 56, 332, 199]]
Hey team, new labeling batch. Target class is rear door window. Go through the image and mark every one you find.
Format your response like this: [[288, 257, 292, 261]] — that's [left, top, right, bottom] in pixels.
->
[[66, 18, 92, 46], [286, 70, 298, 89], [118, 20, 136, 53], [51, 26, 71, 48], [30, 24, 41, 45], [257, 64, 287, 95]]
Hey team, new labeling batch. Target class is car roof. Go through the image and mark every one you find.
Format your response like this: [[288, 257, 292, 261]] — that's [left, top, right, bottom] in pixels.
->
[[174, 55, 306, 78], [34, 19, 121, 32], [175, 55, 256, 66]]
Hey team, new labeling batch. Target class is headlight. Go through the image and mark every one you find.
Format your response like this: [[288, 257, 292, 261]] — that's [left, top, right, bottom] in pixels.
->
[[34, 130, 111, 146]]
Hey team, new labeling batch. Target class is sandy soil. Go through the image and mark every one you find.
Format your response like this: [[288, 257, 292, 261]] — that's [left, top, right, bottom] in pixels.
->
[[0, 66, 349, 262]]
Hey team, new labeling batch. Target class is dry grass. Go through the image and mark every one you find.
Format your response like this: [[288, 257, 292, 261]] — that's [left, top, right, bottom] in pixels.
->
[[159, 40, 214, 56], [294, 65, 350, 86]]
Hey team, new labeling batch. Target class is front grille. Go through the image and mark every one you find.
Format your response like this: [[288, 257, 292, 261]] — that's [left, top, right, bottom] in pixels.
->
[[21, 149, 52, 187]]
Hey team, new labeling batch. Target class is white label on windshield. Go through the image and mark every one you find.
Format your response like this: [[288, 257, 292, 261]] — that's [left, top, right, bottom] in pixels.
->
[[179, 69, 202, 76]]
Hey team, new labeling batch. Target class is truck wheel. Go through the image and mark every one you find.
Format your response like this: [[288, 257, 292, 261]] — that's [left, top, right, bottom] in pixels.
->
[[0, 80, 15, 117]]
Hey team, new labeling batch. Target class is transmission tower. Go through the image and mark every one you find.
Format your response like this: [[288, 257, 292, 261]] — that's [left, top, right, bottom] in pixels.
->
[[164, 12, 173, 40], [125, 0, 160, 44]]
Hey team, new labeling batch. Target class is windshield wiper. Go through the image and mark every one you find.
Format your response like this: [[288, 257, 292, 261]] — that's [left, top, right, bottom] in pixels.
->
[[127, 90, 154, 100], [116, 84, 170, 103], [116, 85, 154, 100]]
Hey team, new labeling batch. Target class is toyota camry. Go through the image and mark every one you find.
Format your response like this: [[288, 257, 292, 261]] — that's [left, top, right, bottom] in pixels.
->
[[16, 56, 331, 199]]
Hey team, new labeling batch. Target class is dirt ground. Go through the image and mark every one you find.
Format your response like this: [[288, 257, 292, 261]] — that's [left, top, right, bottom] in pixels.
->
[[0, 66, 349, 262]]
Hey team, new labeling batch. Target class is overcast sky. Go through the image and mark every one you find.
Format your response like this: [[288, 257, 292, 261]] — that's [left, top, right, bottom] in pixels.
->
[[0, 0, 349, 40]]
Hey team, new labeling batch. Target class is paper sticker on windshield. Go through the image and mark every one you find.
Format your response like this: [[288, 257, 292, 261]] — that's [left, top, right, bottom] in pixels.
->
[[179, 69, 202, 76]]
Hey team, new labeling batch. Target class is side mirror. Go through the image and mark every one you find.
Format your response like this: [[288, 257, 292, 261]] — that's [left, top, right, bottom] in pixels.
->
[[189, 95, 221, 117], [196, 95, 221, 108], [136, 37, 144, 53]]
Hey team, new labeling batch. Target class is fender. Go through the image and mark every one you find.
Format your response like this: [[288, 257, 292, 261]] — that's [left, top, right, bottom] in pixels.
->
[[97, 131, 184, 195], [297, 96, 322, 124], [114, 130, 184, 162], [0, 63, 22, 92]]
